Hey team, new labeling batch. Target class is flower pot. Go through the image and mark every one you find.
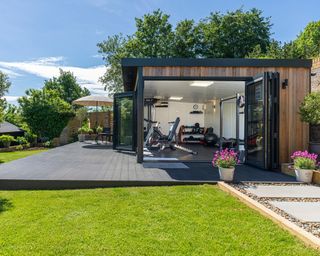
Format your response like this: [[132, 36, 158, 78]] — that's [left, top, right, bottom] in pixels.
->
[[218, 167, 235, 182], [2, 141, 11, 148], [78, 134, 85, 142], [295, 168, 314, 183]]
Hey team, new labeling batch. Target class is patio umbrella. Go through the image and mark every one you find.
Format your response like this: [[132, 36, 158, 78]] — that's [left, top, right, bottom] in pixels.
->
[[72, 95, 113, 126], [72, 95, 113, 107]]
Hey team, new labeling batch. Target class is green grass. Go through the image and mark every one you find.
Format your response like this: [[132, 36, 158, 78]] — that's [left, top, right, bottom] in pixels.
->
[[0, 185, 318, 256], [0, 149, 47, 163]]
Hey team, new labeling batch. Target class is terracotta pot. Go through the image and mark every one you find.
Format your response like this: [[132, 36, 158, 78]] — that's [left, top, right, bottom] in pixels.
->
[[218, 167, 235, 182], [295, 169, 314, 183]]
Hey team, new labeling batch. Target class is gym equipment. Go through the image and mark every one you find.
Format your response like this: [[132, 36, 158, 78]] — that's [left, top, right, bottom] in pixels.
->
[[144, 117, 197, 155], [203, 127, 219, 146], [219, 94, 245, 161]]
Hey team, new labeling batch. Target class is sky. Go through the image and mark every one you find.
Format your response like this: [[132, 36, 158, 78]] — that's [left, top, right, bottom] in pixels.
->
[[0, 0, 320, 104]]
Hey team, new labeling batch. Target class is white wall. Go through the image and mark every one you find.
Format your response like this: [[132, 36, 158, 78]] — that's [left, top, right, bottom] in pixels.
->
[[147, 102, 205, 134], [145, 100, 244, 139], [204, 101, 244, 139]]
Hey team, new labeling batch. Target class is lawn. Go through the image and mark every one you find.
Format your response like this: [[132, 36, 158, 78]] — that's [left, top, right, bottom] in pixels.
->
[[0, 185, 318, 256], [0, 149, 47, 163]]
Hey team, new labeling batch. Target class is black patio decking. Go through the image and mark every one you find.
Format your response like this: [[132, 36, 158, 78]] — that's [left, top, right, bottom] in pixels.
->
[[0, 142, 296, 190]]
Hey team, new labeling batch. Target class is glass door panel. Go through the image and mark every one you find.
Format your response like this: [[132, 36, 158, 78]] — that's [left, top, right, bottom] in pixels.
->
[[113, 92, 135, 151], [245, 75, 266, 168], [245, 72, 279, 170]]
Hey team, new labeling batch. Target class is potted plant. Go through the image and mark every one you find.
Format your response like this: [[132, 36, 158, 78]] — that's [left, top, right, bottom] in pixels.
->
[[212, 148, 239, 182], [95, 125, 103, 134], [77, 126, 88, 142], [0, 135, 15, 148], [291, 150, 318, 183], [299, 92, 320, 156]]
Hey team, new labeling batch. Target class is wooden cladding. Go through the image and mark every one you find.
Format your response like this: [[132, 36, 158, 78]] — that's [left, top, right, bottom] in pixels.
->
[[143, 66, 310, 164]]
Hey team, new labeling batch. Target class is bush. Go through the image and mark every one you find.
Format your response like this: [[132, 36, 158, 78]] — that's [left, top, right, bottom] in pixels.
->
[[299, 92, 320, 124], [0, 135, 15, 148], [15, 145, 24, 150], [95, 125, 103, 134], [43, 141, 53, 148], [16, 136, 28, 145]]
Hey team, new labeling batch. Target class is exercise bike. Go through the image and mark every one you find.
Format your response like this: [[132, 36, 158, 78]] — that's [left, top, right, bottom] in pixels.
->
[[144, 117, 197, 155]]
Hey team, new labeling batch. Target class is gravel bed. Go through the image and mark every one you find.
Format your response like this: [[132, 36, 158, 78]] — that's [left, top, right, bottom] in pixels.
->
[[231, 182, 320, 238]]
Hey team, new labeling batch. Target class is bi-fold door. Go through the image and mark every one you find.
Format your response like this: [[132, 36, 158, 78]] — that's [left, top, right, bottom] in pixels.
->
[[113, 92, 136, 151], [245, 72, 280, 170]]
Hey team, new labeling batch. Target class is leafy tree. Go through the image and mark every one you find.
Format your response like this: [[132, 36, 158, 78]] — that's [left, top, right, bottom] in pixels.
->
[[98, 34, 129, 95], [172, 19, 200, 57], [44, 69, 90, 105], [98, 10, 175, 95], [3, 103, 24, 127], [198, 8, 272, 58], [0, 71, 11, 122], [98, 8, 273, 94], [293, 21, 320, 58], [19, 89, 74, 139], [125, 9, 174, 57]]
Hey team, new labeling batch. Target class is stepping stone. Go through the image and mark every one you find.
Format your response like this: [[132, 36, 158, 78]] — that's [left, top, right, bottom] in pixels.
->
[[270, 201, 320, 222], [245, 185, 320, 198]]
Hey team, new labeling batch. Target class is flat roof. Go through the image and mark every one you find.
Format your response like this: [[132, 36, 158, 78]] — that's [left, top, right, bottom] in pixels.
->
[[121, 58, 312, 90], [122, 58, 312, 68]]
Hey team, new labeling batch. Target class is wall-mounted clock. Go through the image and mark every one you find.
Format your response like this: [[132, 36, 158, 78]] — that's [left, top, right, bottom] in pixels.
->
[[193, 104, 199, 110]]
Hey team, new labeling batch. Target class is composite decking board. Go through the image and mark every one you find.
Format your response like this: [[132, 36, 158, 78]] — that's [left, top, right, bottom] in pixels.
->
[[0, 142, 296, 189]]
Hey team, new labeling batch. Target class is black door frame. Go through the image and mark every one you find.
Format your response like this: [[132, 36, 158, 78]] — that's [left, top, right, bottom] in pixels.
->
[[113, 91, 136, 151], [244, 72, 280, 170]]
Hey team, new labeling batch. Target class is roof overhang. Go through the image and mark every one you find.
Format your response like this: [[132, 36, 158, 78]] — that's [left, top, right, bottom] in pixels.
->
[[121, 58, 313, 90]]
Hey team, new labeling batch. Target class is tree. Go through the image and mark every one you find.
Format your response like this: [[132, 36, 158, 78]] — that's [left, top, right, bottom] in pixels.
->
[[3, 103, 24, 127], [198, 8, 272, 58], [125, 9, 174, 57], [97, 34, 129, 95], [44, 69, 90, 105], [293, 21, 320, 58], [98, 10, 175, 95], [19, 89, 74, 139], [172, 19, 200, 57], [98, 8, 273, 94], [0, 71, 11, 122]]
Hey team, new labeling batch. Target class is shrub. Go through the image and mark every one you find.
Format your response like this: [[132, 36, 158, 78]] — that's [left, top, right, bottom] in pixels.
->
[[15, 144, 24, 150], [43, 141, 53, 148], [16, 136, 28, 145], [0, 135, 15, 148], [212, 149, 239, 168], [291, 150, 318, 170], [299, 92, 320, 124], [95, 125, 103, 134]]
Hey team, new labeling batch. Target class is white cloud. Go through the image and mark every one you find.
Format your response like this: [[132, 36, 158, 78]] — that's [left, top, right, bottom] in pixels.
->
[[0, 67, 22, 78], [0, 57, 108, 96]]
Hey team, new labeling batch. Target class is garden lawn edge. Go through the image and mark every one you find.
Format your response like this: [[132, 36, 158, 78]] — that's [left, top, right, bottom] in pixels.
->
[[217, 181, 320, 250]]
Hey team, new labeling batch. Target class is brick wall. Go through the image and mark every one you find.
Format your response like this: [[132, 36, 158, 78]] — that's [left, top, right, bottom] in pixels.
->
[[312, 57, 320, 91]]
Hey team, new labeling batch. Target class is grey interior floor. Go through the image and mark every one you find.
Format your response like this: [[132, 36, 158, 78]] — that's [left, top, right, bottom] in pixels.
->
[[145, 144, 218, 161], [0, 142, 296, 189]]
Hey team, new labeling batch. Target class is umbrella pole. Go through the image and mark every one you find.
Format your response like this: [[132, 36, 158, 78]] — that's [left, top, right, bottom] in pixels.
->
[[96, 102, 98, 127]]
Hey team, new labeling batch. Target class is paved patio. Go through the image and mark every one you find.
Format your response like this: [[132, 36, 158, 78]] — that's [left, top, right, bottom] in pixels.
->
[[0, 142, 296, 189]]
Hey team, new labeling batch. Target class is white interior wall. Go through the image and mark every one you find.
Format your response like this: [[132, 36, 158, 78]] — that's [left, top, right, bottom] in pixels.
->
[[204, 101, 244, 139], [150, 102, 205, 134]]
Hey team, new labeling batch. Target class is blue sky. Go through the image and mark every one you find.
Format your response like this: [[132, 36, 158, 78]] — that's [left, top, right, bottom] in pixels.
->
[[1, 0, 320, 104]]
